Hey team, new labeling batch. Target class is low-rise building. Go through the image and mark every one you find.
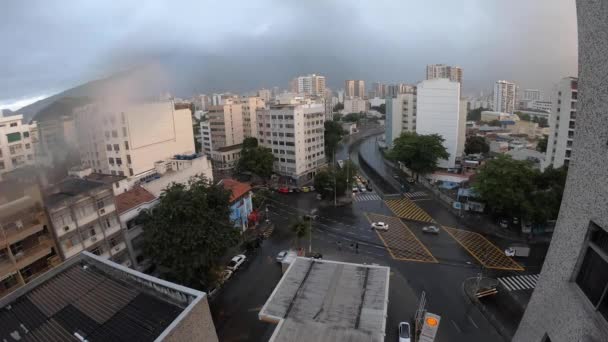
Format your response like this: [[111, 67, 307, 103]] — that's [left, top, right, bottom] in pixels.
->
[[343, 97, 368, 114], [220, 179, 254, 231], [0, 114, 39, 178], [341, 122, 357, 135], [489, 140, 509, 153], [506, 148, 545, 169], [480, 111, 515, 122], [0, 251, 219, 341]]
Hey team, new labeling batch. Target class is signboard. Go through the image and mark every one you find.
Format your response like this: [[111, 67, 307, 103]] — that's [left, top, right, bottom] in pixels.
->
[[419, 312, 441, 342]]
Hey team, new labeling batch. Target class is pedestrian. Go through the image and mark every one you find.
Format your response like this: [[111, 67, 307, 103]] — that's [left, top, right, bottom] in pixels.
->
[[355, 242, 359, 254]]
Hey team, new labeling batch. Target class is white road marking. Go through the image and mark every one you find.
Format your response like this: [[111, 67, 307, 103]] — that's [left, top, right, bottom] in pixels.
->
[[468, 316, 479, 329], [451, 320, 462, 333]]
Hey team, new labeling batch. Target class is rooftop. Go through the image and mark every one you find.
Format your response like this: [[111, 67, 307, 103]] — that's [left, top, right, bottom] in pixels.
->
[[45, 178, 109, 207], [220, 178, 252, 202], [0, 252, 206, 342], [259, 258, 390, 342], [215, 143, 243, 153], [115, 186, 156, 214], [84, 172, 126, 184]]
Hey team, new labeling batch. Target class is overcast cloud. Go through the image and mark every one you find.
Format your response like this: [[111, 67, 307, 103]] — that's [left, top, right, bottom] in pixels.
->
[[0, 0, 578, 110]]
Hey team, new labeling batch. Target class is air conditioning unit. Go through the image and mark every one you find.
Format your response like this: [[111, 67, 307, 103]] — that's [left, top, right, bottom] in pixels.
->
[[90, 236, 97, 242], [15, 220, 24, 229], [98, 208, 105, 215], [113, 246, 120, 252]]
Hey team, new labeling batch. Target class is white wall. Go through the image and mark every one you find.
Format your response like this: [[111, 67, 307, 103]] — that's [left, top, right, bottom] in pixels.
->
[[416, 79, 462, 169]]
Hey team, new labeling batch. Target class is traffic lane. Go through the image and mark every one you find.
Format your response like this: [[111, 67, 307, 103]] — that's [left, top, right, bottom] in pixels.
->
[[406, 220, 477, 265]]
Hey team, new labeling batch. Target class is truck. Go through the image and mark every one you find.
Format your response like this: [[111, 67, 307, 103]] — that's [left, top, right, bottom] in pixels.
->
[[504, 245, 531, 257]]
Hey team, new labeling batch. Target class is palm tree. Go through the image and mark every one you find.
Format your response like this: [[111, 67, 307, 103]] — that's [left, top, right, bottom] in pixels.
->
[[290, 218, 309, 249]]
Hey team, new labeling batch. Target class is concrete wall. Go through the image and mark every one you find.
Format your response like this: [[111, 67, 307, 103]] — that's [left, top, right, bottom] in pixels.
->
[[514, 1, 608, 341]]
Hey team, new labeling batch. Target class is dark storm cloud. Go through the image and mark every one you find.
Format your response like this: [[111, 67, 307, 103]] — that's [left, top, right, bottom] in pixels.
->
[[0, 0, 577, 109]]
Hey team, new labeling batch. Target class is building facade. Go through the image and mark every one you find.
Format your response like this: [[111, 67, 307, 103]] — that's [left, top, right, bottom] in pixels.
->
[[530, 100, 553, 112], [343, 97, 368, 114], [0, 114, 38, 178], [291, 74, 326, 96], [372, 82, 387, 98], [426, 64, 463, 85], [257, 88, 272, 103], [345, 80, 365, 98], [238, 96, 265, 139], [36, 114, 78, 167], [74, 100, 195, 177], [493, 80, 517, 114], [384, 93, 417, 147], [543, 77, 578, 169], [258, 104, 325, 184], [514, 2, 608, 340], [416, 78, 465, 169], [221, 179, 254, 232]]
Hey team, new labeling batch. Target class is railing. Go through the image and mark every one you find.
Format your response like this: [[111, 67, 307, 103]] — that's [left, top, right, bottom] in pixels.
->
[[1, 212, 46, 245], [14, 238, 53, 270]]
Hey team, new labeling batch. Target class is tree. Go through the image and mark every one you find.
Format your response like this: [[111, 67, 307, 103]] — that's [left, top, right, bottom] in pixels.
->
[[140, 176, 240, 290], [465, 136, 490, 155], [313, 169, 334, 199], [252, 188, 275, 210], [290, 218, 309, 249], [324, 120, 346, 158], [537, 117, 549, 128], [333, 103, 344, 112], [536, 135, 548, 153], [488, 119, 502, 127], [371, 103, 386, 114], [332, 113, 343, 122], [237, 138, 274, 178], [342, 113, 362, 123], [313, 161, 358, 199], [467, 107, 488, 122], [516, 112, 531, 121], [388, 132, 449, 178]]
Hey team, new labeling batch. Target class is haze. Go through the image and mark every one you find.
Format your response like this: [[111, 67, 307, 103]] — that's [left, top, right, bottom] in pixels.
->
[[0, 0, 577, 110]]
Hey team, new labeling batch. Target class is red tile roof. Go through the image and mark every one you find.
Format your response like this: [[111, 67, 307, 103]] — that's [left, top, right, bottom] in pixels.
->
[[115, 186, 156, 214], [221, 179, 252, 203]]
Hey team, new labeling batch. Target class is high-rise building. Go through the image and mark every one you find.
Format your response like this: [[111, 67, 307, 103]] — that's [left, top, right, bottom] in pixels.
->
[[543, 77, 578, 169], [36, 114, 78, 168], [258, 88, 272, 102], [426, 64, 463, 85], [201, 100, 245, 171], [74, 101, 195, 177], [416, 78, 465, 169], [238, 96, 265, 139], [0, 114, 39, 178], [291, 74, 326, 96], [372, 82, 387, 98], [385, 93, 417, 147], [0, 171, 59, 298], [344, 80, 365, 98], [514, 3, 604, 339], [493, 80, 517, 113], [523, 89, 542, 102], [257, 103, 325, 184]]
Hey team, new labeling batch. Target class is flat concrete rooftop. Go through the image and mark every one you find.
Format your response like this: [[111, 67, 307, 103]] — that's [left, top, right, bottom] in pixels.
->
[[259, 257, 390, 342]]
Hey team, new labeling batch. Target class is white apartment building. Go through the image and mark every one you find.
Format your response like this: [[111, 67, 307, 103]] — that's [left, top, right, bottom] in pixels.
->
[[201, 100, 245, 171], [385, 93, 417, 146], [493, 80, 517, 114], [0, 114, 38, 177], [257, 103, 325, 184], [426, 64, 463, 85], [416, 78, 466, 169], [544, 77, 578, 169], [258, 88, 272, 103], [45, 170, 131, 266], [530, 100, 552, 112], [372, 82, 387, 98], [343, 98, 368, 114], [522, 89, 542, 102], [291, 74, 326, 96], [74, 101, 195, 177], [238, 96, 265, 139], [345, 80, 365, 98]]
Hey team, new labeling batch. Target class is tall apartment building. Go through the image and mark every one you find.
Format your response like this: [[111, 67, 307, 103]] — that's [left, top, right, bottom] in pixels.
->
[[523, 89, 542, 102], [514, 3, 606, 340], [345, 80, 365, 98], [543, 77, 578, 169], [493, 80, 517, 113], [416, 78, 466, 169], [74, 101, 195, 177], [290, 74, 326, 96], [385, 93, 417, 147], [0, 114, 38, 178], [387, 84, 415, 97], [257, 103, 325, 184], [372, 82, 387, 98], [45, 170, 131, 266], [36, 114, 77, 167], [201, 100, 245, 171], [0, 172, 59, 298], [238, 96, 265, 139], [426, 64, 463, 85], [258, 88, 272, 102]]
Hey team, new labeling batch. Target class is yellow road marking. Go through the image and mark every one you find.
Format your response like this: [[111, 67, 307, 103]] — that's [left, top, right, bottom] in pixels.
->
[[384, 198, 435, 223]]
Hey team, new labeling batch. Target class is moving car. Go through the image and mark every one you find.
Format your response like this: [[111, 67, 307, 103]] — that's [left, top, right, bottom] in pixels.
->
[[227, 254, 247, 271], [371, 222, 389, 231], [278, 187, 289, 194], [352, 186, 359, 193], [499, 219, 509, 228], [406, 177, 415, 184], [276, 250, 288, 263], [398, 322, 411, 342], [366, 183, 372, 191], [505, 245, 531, 257], [422, 225, 440, 234]]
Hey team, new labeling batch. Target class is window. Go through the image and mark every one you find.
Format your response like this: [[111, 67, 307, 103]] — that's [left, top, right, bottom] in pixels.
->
[[90, 247, 102, 256], [113, 144, 119, 151], [124, 141, 129, 150], [129, 168, 134, 176], [23, 132, 29, 138], [576, 222, 608, 321], [9, 122, 17, 127], [126, 155, 131, 164], [0, 161, 4, 170], [6, 132, 21, 143], [110, 238, 118, 247], [116, 158, 122, 165], [89, 227, 96, 237], [106, 218, 112, 228], [109, 157, 114, 164], [106, 144, 112, 151], [111, 130, 118, 137]]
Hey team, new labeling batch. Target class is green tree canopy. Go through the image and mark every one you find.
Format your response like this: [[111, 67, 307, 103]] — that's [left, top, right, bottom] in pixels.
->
[[333, 102, 344, 112], [388, 132, 449, 178], [324, 120, 347, 158], [140, 176, 240, 289], [465, 136, 490, 155], [516, 112, 531, 121], [252, 188, 275, 209], [488, 119, 502, 127], [467, 107, 488, 122], [342, 113, 363, 122], [371, 103, 386, 114], [237, 139, 274, 178], [536, 135, 548, 153], [313, 161, 358, 199], [332, 113, 343, 122], [290, 218, 309, 249]]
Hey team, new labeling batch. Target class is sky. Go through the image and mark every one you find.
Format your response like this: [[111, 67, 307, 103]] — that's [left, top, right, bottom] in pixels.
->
[[0, 0, 578, 111]]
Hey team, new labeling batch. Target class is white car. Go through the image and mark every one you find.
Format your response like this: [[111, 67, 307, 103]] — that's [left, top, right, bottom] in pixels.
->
[[227, 254, 247, 271], [276, 250, 288, 263], [505, 247, 516, 257], [371, 222, 389, 231], [221, 269, 233, 283], [352, 187, 359, 193], [398, 322, 411, 342], [422, 225, 440, 234]]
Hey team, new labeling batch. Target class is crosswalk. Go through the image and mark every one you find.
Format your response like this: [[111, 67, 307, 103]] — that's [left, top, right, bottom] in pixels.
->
[[498, 274, 539, 291], [403, 191, 429, 200], [384, 198, 434, 223], [353, 193, 382, 202]]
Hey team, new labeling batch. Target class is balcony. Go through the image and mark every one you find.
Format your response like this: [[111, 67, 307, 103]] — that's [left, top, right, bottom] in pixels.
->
[[0, 257, 17, 278], [13, 238, 54, 270], [104, 223, 122, 238], [1, 212, 46, 245], [110, 241, 127, 255]]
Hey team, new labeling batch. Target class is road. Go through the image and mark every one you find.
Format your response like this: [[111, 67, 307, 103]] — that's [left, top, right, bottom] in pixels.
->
[[211, 130, 525, 342]]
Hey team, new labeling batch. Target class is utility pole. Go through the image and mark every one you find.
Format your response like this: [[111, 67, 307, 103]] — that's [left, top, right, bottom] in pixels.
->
[[333, 148, 337, 207]]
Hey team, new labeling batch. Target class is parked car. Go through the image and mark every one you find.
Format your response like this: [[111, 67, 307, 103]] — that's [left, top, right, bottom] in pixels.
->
[[303, 214, 318, 221], [398, 322, 411, 342], [221, 269, 233, 283], [366, 183, 373, 191], [352, 187, 359, 193], [276, 250, 288, 263], [371, 222, 389, 231], [406, 177, 415, 184], [422, 225, 440, 234], [499, 219, 509, 229], [301, 186, 310, 192], [512, 217, 520, 225], [278, 187, 289, 194], [309, 185, 315, 191], [307, 252, 323, 259], [505, 245, 531, 257], [227, 254, 247, 271]]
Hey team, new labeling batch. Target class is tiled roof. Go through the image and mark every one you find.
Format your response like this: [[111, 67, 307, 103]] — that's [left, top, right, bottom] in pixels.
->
[[221, 179, 252, 202], [114, 186, 156, 214]]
